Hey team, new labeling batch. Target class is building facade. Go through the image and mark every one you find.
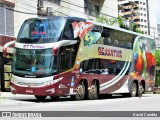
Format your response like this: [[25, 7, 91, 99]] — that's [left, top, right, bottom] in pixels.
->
[[118, 0, 149, 35], [158, 24, 160, 49], [38, 0, 118, 20]]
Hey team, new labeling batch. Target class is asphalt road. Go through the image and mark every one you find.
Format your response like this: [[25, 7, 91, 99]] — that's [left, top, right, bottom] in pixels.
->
[[0, 93, 160, 120], [0, 93, 160, 112]]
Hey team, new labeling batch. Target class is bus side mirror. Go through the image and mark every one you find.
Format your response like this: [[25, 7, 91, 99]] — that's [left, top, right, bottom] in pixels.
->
[[3, 41, 15, 57]]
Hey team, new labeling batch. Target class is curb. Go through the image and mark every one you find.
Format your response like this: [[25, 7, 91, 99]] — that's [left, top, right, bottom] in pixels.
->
[[0, 92, 10, 99], [0, 93, 6, 99]]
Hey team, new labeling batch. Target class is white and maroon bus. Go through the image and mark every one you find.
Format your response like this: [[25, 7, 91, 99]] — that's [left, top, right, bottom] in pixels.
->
[[4, 16, 156, 101]]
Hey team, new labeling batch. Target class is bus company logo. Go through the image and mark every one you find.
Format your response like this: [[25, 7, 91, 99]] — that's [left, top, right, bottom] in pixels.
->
[[2, 112, 42, 118], [25, 75, 36, 78], [23, 44, 45, 49], [98, 47, 122, 58]]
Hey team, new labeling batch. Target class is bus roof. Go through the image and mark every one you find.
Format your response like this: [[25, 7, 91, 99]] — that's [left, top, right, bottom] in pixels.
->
[[26, 16, 154, 39], [87, 19, 153, 39]]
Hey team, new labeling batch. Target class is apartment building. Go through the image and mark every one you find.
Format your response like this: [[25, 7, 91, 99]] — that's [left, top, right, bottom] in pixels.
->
[[118, 0, 149, 34], [158, 24, 160, 49], [39, 0, 118, 20], [158, 24, 160, 41]]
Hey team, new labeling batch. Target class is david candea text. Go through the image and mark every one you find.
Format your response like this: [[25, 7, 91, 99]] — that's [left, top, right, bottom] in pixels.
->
[[98, 47, 122, 58], [133, 112, 158, 117]]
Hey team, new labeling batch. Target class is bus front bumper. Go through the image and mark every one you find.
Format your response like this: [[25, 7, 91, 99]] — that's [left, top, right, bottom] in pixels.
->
[[10, 82, 58, 96]]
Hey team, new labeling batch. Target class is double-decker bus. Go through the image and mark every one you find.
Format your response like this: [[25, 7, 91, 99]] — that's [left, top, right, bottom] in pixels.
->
[[4, 16, 156, 101]]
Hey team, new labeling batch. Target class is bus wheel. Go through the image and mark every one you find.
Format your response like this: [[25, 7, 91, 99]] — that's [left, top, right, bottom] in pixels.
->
[[88, 82, 98, 100], [138, 83, 144, 97], [35, 95, 47, 101], [50, 96, 59, 101], [130, 82, 137, 97], [75, 81, 86, 100]]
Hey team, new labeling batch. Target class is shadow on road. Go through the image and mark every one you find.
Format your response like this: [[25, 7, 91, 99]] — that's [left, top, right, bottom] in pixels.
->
[[6, 94, 151, 103]]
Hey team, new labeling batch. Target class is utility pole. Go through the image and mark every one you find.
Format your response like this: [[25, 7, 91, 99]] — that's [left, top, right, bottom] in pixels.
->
[[146, 0, 150, 35]]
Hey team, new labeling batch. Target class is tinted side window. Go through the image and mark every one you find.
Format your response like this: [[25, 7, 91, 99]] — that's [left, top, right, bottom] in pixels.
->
[[101, 28, 114, 46], [125, 33, 133, 49], [63, 23, 74, 40], [114, 30, 125, 48], [60, 45, 77, 72]]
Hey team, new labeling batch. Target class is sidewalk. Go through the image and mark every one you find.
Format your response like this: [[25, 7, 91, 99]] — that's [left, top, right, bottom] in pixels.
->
[[0, 92, 13, 99]]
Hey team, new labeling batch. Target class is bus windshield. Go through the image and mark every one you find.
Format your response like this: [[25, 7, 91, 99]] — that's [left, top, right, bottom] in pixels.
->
[[17, 17, 66, 43], [12, 48, 57, 77]]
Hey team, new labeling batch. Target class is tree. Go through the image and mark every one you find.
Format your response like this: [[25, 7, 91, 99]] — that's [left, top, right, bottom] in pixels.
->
[[96, 15, 118, 26], [155, 50, 160, 87], [96, 15, 144, 34]]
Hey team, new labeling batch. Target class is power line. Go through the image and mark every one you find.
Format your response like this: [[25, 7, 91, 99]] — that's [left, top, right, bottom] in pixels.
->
[[0, 6, 37, 15]]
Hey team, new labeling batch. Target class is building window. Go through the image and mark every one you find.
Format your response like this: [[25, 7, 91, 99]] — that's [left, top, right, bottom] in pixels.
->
[[0, 4, 14, 36], [84, 0, 100, 16], [143, 2, 145, 5]]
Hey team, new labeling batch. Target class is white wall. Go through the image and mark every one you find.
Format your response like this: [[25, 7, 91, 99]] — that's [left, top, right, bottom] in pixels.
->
[[61, 0, 85, 18], [100, 0, 118, 18], [7, 0, 37, 37], [6, 0, 118, 37], [44, 0, 118, 20]]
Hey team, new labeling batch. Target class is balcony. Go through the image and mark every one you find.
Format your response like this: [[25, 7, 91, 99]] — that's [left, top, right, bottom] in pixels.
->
[[123, 11, 132, 15]]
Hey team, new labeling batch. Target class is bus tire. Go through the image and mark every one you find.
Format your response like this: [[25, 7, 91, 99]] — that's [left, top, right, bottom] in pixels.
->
[[75, 81, 86, 100], [130, 82, 137, 97], [138, 83, 144, 97], [88, 82, 98, 100], [35, 95, 47, 101]]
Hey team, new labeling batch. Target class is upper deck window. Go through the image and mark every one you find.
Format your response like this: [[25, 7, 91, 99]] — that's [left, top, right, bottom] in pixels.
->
[[17, 17, 66, 44]]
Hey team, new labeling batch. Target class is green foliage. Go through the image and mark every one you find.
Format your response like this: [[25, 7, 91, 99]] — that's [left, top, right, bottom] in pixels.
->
[[96, 15, 144, 34], [155, 75, 160, 87], [155, 50, 160, 87], [96, 15, 118, 26], [156, 50, 160, 66], [118, 16, 125, 28]]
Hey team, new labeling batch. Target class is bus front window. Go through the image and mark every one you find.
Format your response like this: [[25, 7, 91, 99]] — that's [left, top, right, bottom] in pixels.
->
[[17, 17, 66, 43], [13, 48, 57, 77]]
